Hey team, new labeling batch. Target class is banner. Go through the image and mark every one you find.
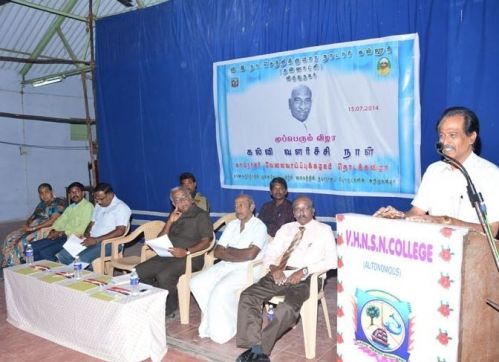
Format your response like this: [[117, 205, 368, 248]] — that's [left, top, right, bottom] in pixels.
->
[[214, 34, 420, 197], [336, 214, 466, 362]]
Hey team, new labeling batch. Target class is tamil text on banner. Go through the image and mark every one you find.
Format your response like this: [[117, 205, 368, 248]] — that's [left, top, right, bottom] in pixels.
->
[[214, 34, 421, 197]]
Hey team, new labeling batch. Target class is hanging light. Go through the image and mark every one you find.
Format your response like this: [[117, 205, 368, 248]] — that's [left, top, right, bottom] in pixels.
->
[[32, 75, 64, 87]]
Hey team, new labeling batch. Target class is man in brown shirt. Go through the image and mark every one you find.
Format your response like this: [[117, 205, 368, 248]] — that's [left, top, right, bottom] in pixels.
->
[[136, 186, 213, 316]]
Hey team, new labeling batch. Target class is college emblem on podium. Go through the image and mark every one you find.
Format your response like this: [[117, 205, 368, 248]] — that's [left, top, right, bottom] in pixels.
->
[[354, 289, 413, 361]]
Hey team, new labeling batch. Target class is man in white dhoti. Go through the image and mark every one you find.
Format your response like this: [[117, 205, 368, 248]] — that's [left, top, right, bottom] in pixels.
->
[[190, 194, 268, 344]]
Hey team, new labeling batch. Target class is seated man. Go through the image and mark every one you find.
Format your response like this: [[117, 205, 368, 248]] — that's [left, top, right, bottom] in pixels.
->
[[179, 171, 209, 212], [258, 177, 294, 237], [32, 182, 94, 261], [235, 196, 337, 362], [190, 194, 267, 344], [56, 182, 131, 266], [136, 186, 213, 317]]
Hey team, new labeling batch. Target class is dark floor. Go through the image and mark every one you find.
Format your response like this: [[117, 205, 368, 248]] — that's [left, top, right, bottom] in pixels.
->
[[0, 220, 337, 361], [165, 275, 337, 362]]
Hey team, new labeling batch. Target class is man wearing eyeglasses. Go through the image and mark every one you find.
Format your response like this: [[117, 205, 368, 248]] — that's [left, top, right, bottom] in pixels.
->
[[235, 196, 337, 362], [136, 186, 213, 318], [55, 182, 131, 267]]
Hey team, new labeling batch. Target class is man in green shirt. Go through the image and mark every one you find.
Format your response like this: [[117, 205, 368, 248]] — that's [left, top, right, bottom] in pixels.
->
[[32, 182, 94, 261]]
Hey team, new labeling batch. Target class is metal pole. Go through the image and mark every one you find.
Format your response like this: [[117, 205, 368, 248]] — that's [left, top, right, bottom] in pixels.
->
[[0, 112, 93, 125], [84, 0, 98, 187]]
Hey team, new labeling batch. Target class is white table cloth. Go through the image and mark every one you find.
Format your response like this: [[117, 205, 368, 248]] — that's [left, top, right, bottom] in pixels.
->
[[4, 263, 168, 362]]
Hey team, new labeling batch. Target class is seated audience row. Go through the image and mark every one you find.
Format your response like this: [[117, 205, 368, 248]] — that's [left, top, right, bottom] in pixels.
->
[[190, 194, 267, 344], [1, 183, 65, 267], [33, 182, 131, 266], [0, 182, 131, 269], [235, 195, 337, 362], [0, 173, 336, 362], [136, 186, 213, 317], [0, 173, 290, 271], [128, 175, 336, 362], [3, 106, 499, 361], [32, 182, 94, 261]]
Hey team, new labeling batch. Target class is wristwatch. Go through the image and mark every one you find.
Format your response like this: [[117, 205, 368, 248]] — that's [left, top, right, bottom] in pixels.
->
[[443, 216, 451, 225], [302, 267, 309, 277], [185, 248, 191, 256]]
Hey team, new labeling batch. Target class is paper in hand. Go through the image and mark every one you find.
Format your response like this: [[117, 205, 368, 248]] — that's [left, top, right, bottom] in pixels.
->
[[63, 234, 87, 257], [146, 234, 174, 257]]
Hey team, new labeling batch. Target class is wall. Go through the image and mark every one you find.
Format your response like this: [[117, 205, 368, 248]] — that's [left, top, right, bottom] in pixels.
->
[[94, 0, 499, 220], [0, 68, 93, 222]]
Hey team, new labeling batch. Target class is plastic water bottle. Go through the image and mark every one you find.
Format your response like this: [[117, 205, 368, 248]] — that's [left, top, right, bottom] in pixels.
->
[[130, 268, 140, 296], [73, 256, 82, 280], [25, 243, 34, 265], [267, 304, 275, 322]]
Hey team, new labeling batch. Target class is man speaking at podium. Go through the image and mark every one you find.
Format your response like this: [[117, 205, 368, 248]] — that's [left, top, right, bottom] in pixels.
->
[[375, 106, 499, 236]]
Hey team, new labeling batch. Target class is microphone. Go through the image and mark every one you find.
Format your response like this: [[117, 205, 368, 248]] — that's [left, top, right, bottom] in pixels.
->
[[435, 142, 459, 169], [434, 143, 499, 271], [435, 142, 463, 170], [434, 141, 499, 271], [435, 141, 486, 215], [435, 142, 444, 153]]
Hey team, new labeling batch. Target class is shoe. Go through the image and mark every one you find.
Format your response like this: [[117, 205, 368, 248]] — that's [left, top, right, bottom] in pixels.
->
[[236, 348, 253, 362], [165, 310, 177, 320], [251, 353, 270, 362]]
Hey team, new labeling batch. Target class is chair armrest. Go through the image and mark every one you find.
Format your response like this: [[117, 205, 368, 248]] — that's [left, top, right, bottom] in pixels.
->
[[140, 244, 156, 262], [308, 271, 328, 299], [183, 236, 216, 278], [97, 227, 129, 273], [183, 248, 206, 279], [97, 236, 123, 272], [204, 250, 216, 269], [110, 226, 148, 261], [234, 259, 265, 299], [188, 246, 211, 259], [246, 258, 264, 287], [99, 236, 121, 260], [311, 270, 328, 278]]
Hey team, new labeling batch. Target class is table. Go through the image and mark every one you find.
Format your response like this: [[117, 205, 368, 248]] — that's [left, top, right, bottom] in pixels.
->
[[4, 261, 168, 362]]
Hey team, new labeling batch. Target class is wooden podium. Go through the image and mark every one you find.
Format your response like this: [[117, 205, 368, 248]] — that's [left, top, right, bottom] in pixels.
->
[[336, 214, 499, 362], [459, 231, 499, 361]]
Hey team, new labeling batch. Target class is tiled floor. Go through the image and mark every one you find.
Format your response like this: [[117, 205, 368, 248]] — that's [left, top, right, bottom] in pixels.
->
[[0, 221, 337, 361], [166, 273, 337, 361], [0, 276, 208, 362], [0, 272, 337, 361]]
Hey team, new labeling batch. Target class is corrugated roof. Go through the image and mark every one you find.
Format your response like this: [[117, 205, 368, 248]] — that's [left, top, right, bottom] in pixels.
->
[[0, 0, 166, 84]]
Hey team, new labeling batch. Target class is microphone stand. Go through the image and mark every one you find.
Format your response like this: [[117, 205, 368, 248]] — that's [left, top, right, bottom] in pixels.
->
[[436, 145, 499, 272]]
